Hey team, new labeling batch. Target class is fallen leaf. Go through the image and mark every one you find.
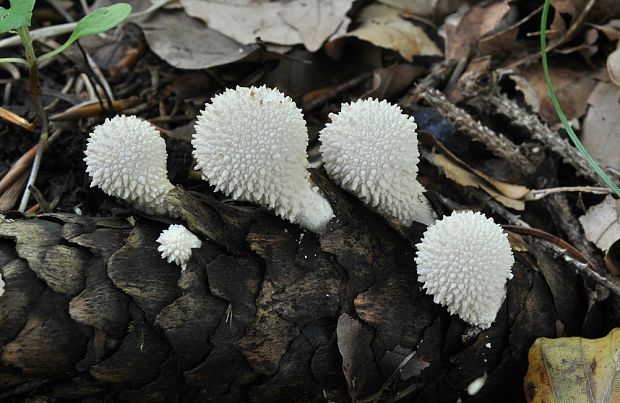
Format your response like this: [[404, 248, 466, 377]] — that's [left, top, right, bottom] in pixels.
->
[[378, 346, 430, 381], [92, 0, 258, 69], [420, 132, 529, 210], [579, 195, 620, 252], [477, 5, 541, 59], [333, 4, 441, 61], [517, 65, 598, 124], [179, 0, 353, 52], [582, 82, 620, 172], [279, 0, 354, 52], [363, 63, 425, 99], [589, 19, 620, 42], [138, 9, 257, 69], [377, 0, 461, 18], [336, 313, 382, 400], [524, 327, 620, 403], [446, 0, 515, 61]]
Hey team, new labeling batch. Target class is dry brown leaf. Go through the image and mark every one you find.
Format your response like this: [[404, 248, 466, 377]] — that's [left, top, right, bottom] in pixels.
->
[[477, 5, 542, 59], [334, 4, 441, 61], [524, 328, 620, 403], [582, 82, 620, 172], [590, 19, 620, 42], [336, 314, 381, 400], [363, 64, 425, 99], [179, 0, 353, 52], [377, 0, 462, 18], [94, 0, 258, 69], [420, 133, 529, 210], [445, 0, 514, 61], [579, 195, 620, 253], [608, 47, 620, 88], [431, 153, 525, 210], [280, 0, 353, 52], [517, 65, 598, 124]]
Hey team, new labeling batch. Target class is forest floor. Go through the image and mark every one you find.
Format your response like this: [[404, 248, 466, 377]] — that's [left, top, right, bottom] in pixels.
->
[[2, 0, 620, 402]]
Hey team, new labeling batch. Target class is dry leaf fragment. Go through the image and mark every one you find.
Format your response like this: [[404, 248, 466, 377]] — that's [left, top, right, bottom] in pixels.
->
[[579, 195, 620, 253], [420, 133, 529, 210], [336, 313, 382, 400], [446, 0, 514, 61], [95, 0, 257, 69], [334, 4, 441, 61], [517, 65, 598, 124], [279, 0, 353, 52], [377, 0, 462, 18], [582, 82, 620, 172], [607, 47, 620, 87], [180, 0, 353, 52], [524, 327, 620, 403]]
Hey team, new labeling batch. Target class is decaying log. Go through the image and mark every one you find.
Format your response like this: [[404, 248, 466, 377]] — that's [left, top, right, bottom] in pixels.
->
[[0, 171, 606, 402]]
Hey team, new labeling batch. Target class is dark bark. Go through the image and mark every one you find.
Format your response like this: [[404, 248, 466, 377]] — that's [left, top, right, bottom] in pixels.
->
[[0, 172, 600, 402]]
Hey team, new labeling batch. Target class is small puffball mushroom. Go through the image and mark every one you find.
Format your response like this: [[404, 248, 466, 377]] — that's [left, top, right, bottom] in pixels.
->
[[192, 85, 333, 233], [415, 211, 514, 329], [84, 115, 175, 215], [319, 98, 434, 226], [0, 273, 4, 297], [156, 224, 202, 270]]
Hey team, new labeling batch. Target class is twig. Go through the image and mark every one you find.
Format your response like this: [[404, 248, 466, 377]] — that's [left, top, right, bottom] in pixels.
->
[[526, 186, 611, 200], [505, 225, 620, 296], [510, 0, 598, 68], [0, 130, 62, 200], [302, 72, 372, 112], [17, 27, 49, 213], [400, 60, 456, 106], [0, 107, 34, 131], [474, 190, 620, 296], [460, 78, 620, 185], [419, 88, 536, 175]]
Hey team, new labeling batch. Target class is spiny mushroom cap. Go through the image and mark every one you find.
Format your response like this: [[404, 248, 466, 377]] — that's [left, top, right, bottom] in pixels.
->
[[192, 85, 333, 233], [156, 224, 202, 270], [415, 211, 514, 328], [319, 98, 431, 225], [84, 115, 174, 215]]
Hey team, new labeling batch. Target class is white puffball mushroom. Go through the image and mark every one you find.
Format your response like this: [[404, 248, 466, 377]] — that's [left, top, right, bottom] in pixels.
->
[[319, 98, 434, 226], [192, 85, 333, 233], [415, 211, 514, 329], [84, 115, 175, 215], [0, 273, 4, 297], [156, 224, 202, 270]]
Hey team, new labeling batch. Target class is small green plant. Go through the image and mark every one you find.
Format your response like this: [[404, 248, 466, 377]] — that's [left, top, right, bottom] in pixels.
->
[[540, 0, 620, 198], [0, 1, 131, 211]]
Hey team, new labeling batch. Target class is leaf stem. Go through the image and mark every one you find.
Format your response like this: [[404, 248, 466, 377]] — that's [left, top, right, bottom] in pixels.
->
[[16, 26, 50, 212], [540, 0, 620, 198]]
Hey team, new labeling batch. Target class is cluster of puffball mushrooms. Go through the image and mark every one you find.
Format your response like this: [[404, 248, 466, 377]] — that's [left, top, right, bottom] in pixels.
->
[[83, 86, 514, 329]]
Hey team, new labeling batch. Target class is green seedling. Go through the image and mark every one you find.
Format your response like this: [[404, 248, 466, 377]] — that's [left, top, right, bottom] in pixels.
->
[[540, 0, 620, 198], [0, 1, 131, 211]]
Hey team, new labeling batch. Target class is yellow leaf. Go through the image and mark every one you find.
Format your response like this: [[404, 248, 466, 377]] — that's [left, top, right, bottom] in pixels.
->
[[524, 328, 620, 403]]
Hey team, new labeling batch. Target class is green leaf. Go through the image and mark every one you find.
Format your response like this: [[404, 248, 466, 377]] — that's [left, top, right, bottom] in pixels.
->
[[37, 3, 131, 62], [0, 0, 36, 34]]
